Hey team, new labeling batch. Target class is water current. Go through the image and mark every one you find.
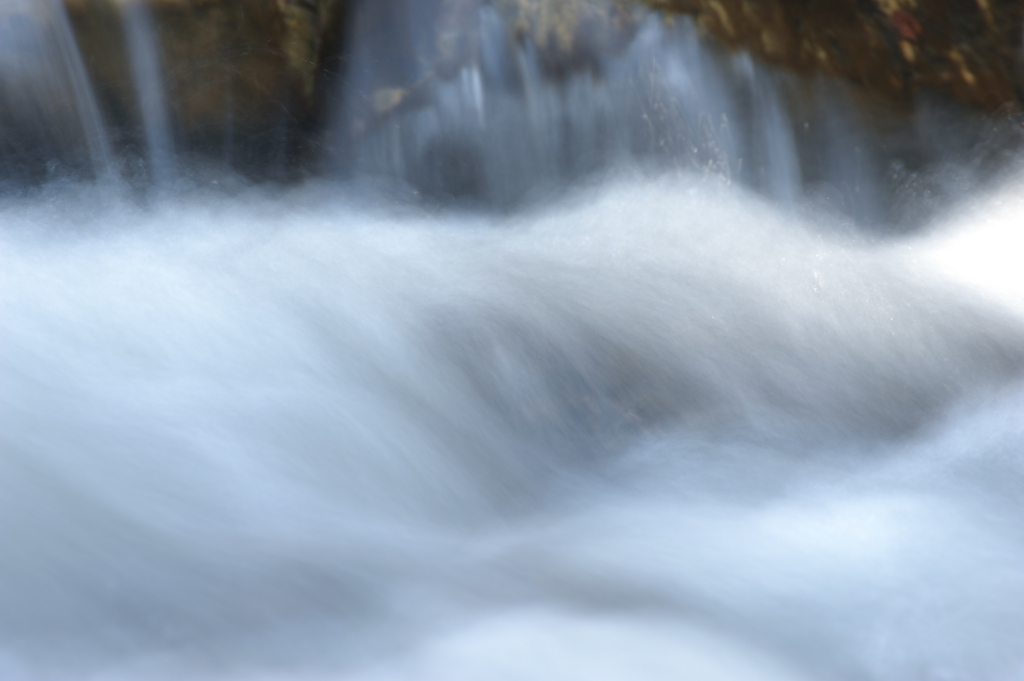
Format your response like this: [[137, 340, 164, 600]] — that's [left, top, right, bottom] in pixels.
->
[[2, 3, 1024, 680]]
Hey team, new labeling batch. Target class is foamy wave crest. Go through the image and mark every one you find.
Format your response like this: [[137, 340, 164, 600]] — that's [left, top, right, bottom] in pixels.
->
[[2, 173, 1024, 680]]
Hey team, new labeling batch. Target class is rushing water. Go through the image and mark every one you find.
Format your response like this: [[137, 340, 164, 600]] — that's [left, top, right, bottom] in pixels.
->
[[3, 3, 1024, 681], [0, 0, 114, 182], [120, 0, 175, 187], [342, 12, 827, 209]]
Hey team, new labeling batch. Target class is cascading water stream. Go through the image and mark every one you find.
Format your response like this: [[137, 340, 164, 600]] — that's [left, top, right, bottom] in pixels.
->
[[47, 0, 116, 180], [120, 0, 175, 186], [2, 2, 1024, 681], [339, 6, 888, 218], [734, 54, 801, 206], [1, 0, 115, 181]]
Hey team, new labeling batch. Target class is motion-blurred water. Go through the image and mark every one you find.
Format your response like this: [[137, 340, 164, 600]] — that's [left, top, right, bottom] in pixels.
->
[[3, 173, 1024, 680], [3, 2, 1024, 680]]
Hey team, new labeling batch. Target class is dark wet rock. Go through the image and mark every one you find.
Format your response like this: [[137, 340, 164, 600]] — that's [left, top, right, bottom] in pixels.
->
[[62, 0, 346, 175], [425, 0, 1024, 112], [491, 0, 639, 75], [415, 136, 488, 200], [645, 0, 1024, 112]]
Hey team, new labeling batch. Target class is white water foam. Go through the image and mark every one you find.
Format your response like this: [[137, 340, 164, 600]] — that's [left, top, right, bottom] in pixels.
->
[[2, 171, 1024, 680]]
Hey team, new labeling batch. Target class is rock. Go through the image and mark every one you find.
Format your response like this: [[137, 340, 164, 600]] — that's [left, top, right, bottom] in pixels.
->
[[491, 0, 638, 75], [62, 0, 345, 173], [644, 0, 1024, 112], [354, 0, 1023, 119], [5, 0, 1023, 184]]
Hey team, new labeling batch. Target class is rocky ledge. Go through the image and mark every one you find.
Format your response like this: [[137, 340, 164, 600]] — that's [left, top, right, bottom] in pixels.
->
[[2, 0, 1022, 181]]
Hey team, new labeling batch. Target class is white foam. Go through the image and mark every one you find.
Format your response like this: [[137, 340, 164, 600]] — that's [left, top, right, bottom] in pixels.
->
[[2, 175, 1023, 680]]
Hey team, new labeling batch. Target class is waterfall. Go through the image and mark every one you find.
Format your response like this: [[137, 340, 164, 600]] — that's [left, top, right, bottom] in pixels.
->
[[734, 54, 801, 206], [338, 6, 880, 213], [0, 0, 115, 181], [2, 2, 1024, 681], [121, 0, 175, 185], [47, 0, 116, 180]]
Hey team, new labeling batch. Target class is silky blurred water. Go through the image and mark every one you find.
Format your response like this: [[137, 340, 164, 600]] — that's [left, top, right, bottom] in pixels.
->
[[2, 169, 1024, 680], [4, 0, 1024, 678]]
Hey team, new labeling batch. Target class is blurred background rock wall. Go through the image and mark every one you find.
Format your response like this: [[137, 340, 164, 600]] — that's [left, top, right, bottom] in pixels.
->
[[1, 0, 1021, 182]]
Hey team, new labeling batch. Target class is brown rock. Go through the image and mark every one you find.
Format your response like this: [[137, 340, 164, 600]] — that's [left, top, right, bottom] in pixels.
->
[[492, 0, 637, 73], [10, 0, 1021, 180], [63, 0, 345, 167], [642, 0, 1024, 111]]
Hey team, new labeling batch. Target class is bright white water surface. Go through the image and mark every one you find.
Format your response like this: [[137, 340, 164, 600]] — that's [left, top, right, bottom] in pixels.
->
[[2, 170, 1024, 680]]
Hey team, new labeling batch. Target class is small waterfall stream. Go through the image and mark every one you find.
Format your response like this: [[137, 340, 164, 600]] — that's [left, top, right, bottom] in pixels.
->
[[45, 0, 117, 180], [2, 2, 1024, 680], [121, 0, 175, 186], [0, 0, 115, 181], [341, 11, 820, 207]]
